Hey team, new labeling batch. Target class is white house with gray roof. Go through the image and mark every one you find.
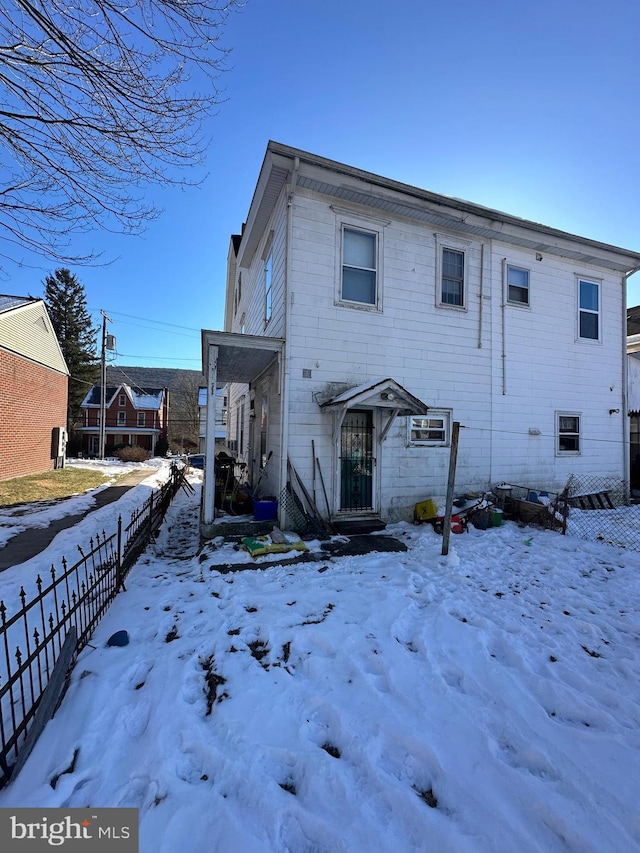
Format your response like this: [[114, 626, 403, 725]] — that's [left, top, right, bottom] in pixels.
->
[[201, 143, 640, 531]]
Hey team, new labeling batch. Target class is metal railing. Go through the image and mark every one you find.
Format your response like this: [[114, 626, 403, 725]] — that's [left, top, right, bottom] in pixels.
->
[[0, 463, 184, 787]]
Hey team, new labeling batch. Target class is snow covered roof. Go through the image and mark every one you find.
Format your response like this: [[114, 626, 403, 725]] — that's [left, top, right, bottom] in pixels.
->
[[0, 294, 34, 314], [81, 383, 165, 409]]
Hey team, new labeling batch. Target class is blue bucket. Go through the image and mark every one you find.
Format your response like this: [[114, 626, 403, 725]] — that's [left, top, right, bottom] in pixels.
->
[[254, 499, 277, 521]]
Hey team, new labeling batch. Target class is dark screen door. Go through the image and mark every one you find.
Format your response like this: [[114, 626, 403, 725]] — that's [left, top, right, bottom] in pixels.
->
[[340, 409, 373, 511]]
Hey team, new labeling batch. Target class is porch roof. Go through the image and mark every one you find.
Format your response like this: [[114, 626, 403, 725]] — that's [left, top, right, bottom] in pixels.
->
[[319, 378, 430, 416], [201, 330, 285, 384]]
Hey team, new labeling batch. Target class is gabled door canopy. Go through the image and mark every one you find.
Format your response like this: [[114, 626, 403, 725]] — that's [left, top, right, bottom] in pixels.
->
[[320, 378, 430, 444]]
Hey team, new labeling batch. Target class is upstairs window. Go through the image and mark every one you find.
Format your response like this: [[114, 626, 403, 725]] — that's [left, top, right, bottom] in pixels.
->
[[264, 255, 272, 324], [557, 413, 580, 454], [118, 394, 126, 407], [235, 273, 242, 315], [507, 264, 530, 306], [117, 411, 126, 426], [137, 412, 145, 427], [440, 248, 465, 307], [578, 279, 600, 340], [342, 227, 377, 305]]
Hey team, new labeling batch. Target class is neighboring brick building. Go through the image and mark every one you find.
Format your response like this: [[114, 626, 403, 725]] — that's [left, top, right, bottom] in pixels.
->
[[79, 383, 168, 456], [0, 296, 69, 481]]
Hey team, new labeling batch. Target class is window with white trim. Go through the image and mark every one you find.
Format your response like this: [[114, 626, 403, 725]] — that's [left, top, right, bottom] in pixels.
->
[[578, 279, 600, 340], [137, 412, 145, 427], [118, 394, 126, 407], [439, 247, 465, 307], [264, 255, 272, 324], [341, 227, 377, 305], [507, 264, 530, 306], [557, 412, 580, 454], [408, 411, 451, 446], [117, 411, 126, 426]]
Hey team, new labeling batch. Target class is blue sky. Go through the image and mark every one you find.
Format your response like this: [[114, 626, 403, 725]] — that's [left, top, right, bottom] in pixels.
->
[[2, 0, 640, 371]]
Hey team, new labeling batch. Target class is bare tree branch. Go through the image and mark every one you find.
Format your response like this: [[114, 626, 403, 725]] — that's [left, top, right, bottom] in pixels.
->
[[0, 0, 239, 263]]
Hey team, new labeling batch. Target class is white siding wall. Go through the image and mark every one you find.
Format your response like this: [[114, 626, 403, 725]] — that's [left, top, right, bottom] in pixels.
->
[[490, 247, 625, 488], [285, 190, 626, 521]]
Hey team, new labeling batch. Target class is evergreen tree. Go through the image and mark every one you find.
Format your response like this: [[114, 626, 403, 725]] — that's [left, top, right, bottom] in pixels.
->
[[44, 269, 99, 441]]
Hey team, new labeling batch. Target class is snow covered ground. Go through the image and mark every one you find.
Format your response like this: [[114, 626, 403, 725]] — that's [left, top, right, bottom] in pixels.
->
[[0, 459, 170, 615], [1, 469, 640, 852]]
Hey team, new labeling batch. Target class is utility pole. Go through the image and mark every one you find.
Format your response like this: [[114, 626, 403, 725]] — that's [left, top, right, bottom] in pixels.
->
[[99, 310, 113, 459]]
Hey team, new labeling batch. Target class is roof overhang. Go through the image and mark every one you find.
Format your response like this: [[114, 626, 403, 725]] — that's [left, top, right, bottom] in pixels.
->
[[628, 333, 640, 356], [319, 378, 429, 416], [201, 330, 285, 385], [236, 141, 640, 274]]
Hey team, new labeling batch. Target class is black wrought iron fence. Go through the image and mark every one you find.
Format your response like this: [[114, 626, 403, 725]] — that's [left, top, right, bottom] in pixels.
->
[[0, 463, 184, 787]]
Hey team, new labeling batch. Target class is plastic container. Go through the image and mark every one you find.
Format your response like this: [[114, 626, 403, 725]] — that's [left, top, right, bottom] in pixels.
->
[[253, 499, 278, 521], [491, 508, 504, 527], [414, 499, 437, 522]]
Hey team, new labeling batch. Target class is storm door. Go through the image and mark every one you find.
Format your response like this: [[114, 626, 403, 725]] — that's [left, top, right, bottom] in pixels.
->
[[340, 409, 374, 512]]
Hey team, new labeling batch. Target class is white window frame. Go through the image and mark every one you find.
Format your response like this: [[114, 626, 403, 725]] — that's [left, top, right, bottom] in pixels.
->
[[264, 254, 273, 325], [408, 410, 451, 447], [577, 277, 601, 342], [117, 411, 126, 427], [435, 234, 470, 310], [556, 411, 581, 455], [332, 208, 388, 312], [118, 394, 126, 407], [506, 263, 530, 307], [137, 412, 146, 428], [339, 224, 379, 308]]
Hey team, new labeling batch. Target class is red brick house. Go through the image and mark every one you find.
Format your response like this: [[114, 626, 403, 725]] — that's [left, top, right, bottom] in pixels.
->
[[79, 383, 168, 456], [0, 295, 69, 481]]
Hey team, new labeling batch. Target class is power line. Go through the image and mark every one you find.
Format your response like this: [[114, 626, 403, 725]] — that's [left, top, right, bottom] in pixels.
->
[[106, 317, 199, 340], [90, 308, 201, 334], [114, 353, 201, 363]]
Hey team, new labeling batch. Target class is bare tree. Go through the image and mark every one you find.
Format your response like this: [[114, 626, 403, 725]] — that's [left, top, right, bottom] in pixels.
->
[[169, 371, 203, 452], [0, 1, 238, 264]]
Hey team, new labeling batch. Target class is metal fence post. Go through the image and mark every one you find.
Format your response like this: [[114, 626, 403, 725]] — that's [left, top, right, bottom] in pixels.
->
[[116, 515, 126, 592]]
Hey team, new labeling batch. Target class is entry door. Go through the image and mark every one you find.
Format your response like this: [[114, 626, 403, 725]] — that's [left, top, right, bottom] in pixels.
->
[[340, 409, 374, 512]]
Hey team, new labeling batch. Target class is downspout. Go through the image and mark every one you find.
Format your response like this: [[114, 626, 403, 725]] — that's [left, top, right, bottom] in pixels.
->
[[280, 156, 299, 521], [622, 265, 640, 493]]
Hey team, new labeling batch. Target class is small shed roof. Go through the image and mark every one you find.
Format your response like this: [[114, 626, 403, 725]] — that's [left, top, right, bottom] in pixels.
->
[[319, 378, 430, 417]]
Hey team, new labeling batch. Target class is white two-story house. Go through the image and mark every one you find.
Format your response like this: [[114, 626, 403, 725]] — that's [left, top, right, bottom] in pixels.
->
[[201, 142, 640, 532]]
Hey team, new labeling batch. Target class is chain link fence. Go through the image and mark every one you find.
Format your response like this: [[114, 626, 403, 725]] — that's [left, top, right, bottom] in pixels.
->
[[563, 474, 640, 552]]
